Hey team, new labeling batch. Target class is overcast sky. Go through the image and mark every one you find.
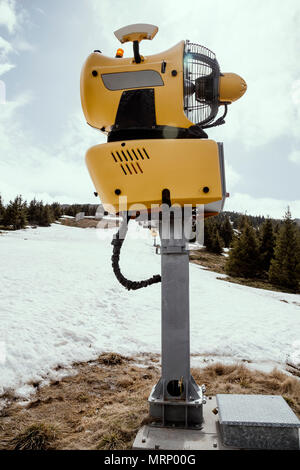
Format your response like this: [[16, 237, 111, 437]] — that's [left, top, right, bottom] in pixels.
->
[[0, 0, 299, 218]]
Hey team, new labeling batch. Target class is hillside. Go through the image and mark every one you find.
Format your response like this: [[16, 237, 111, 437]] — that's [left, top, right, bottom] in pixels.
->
[[0, 222, 299, 402]]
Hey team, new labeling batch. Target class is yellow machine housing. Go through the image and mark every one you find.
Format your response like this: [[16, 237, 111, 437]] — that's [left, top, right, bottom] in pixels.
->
[[80, 41, 246, 132], [86, 138, 225, 215], [81, 24, 247, 214], [81, 41, 189, 132]]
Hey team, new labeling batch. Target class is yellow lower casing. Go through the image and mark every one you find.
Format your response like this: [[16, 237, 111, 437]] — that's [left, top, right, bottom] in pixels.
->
[[86, 139, 223, 214]]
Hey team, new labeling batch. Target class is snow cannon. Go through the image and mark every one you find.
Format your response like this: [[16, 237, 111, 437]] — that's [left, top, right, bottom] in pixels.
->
[[80, 24, 247, 217], [80, 25, 248, 433]]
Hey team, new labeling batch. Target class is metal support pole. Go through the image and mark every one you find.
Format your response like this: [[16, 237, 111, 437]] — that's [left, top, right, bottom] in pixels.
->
[[148, 208, 205, 428]]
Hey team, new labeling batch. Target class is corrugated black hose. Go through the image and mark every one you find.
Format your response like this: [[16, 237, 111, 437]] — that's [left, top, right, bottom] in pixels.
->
[[111, 214, 161, 290]]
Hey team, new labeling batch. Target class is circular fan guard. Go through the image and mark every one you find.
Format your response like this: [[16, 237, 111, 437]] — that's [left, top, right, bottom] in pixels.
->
[[183, 41, 220, 127]]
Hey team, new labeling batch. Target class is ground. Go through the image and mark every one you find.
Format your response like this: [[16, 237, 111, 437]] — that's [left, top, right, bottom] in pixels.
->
[[189, 249, 300, 294], [1, 353, 299, 450], [0, 221, 299, 449]]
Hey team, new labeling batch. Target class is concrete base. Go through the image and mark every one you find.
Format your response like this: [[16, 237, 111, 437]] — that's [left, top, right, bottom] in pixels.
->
[[133, 397, 230, 450], [133, 395, 300, 450], [217, 394, 300, 450]]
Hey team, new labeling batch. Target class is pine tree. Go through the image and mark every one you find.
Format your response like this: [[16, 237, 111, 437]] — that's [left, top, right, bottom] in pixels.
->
[[220, 216, 234, 248], [39, 204, 52, 226], [204, 220, 213, 251], [210, 229, 224, 254], [259, 218, 275, 272], [28, 198, 40, 225], [225, 222, 260, 278], [238, 215, 249, 231], [268, 208, 300, 291], [51, 202, 62, 220], [0, 194, 4, 225], [3, 195, 28, 230]]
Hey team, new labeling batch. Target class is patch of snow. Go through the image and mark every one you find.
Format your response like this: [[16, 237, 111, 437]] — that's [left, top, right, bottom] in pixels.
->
[[0, 223, 299, 397], [14, 384, 36, 399], [103, 215, 122, 221], [286, 340, 300, 370]]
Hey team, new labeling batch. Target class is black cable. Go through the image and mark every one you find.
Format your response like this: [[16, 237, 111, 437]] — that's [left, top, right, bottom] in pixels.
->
[[202, 104, 228, 129], [111, 214, 161, 290]]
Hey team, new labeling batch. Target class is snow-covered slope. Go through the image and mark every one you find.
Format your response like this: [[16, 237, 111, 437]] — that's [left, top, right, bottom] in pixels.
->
[[0, 223, 299, 397]]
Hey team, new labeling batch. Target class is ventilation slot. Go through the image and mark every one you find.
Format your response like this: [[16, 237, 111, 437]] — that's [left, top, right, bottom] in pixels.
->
[[116, 151, 123, 162], [126, 150, 134, 161], [132, 148, 142, 160], [137, 149, 146, 160], [111, 147, 149, 175], [125, 163, 132, 175], [131, 163, 138, 174], [121, 150, 128, 161], [142, 148, 150, 159], [136, 162, 143, 173]]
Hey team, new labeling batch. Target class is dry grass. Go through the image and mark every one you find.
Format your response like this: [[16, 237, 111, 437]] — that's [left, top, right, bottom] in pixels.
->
[[7, 423, 59, 450], [216, 275, 300, 294], [189, 249, 226, 274], [60, 218, 119, 229], [191, 362, 300, 414], [0, 355, 299, 450], [190, 249, 300, 294], [97, 352, 130, 366]]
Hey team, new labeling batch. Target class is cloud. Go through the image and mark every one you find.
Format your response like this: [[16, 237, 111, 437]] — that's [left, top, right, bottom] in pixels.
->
[[13, 38, 35, 53], [0, 35, 13, 56], [1, 0, 300, 216], [288, 150, 300, 165], [0, 2, 33, 52], [90, 0, 300, 148], [0, 98, 101, 204], [225, 163, 241, 189], [0, 62, 14, 76], [0, 2, 30, 78], [291, 80, 300, 105], [0, 35, 15, 76], [0, 0, 17, 33], [225, 192, 300, 219]]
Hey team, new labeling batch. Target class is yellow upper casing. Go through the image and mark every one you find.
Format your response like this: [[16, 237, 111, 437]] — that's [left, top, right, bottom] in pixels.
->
[[80, 41, 193, 132], [85, 139, 223, 214]]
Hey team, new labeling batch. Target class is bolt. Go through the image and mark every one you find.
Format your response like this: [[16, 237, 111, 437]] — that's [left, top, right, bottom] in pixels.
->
[[142, 438, 146, 443], [213, 442, 218, 448]]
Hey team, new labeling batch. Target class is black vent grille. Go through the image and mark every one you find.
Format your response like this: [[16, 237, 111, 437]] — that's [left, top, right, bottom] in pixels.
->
[[183, 41, 220, 126], [111, 147, 150, 175]]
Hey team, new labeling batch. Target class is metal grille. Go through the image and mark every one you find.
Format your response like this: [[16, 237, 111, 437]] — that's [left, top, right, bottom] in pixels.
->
[[183, 41, 220, 126], [111, 147, 149, 175]]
